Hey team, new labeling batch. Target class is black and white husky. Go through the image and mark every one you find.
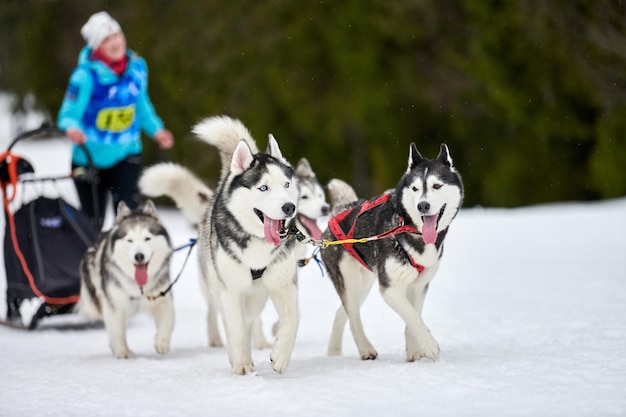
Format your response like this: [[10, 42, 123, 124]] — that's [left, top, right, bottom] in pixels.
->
[[322, 143, 463, 362], [194, 115, 300, 375], [139, 150, 328, 351], [76, 201, 174, 358]]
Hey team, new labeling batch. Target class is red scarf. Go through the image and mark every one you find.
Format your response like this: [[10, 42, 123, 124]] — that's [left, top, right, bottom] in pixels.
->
[[93, 49, 128, 76]]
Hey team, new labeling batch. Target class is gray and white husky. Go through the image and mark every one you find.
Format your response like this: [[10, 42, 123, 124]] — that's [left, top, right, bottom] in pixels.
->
[[76, 200, 174, 358], [293, 157, 330, 262], [139, 151, 328, 351], [194, 115, 300, 375], [322, 143, 463, 362]]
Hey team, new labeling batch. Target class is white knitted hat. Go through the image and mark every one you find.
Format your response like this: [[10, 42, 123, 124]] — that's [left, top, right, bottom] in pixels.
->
[[80, 11, 122, 49]]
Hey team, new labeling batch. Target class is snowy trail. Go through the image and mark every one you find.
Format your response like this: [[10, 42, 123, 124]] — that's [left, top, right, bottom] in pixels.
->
[[0, 130, 625, 416]]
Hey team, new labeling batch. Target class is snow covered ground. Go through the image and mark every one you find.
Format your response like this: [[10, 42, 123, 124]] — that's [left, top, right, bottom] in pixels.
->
[[1, 105, 625, 416]]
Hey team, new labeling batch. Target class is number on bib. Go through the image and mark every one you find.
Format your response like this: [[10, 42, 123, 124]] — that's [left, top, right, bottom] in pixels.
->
[[95, 106, 135, 132]]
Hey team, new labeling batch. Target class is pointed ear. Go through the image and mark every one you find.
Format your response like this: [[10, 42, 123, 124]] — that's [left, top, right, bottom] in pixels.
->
[[116, 201, 132, 222], [296, 157, 315, 178], [407, 142, 424, 172], [142, 199, 158, 217], [266, 134, 285, 161], [437, 143, 453, 167], [231, 139, 255, 175]]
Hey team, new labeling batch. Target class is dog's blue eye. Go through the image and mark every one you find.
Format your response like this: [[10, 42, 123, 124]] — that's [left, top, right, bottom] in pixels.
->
[[258, 185, 268, 192]]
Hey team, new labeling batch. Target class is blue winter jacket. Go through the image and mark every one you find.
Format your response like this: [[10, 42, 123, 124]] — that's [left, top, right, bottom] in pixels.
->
[[57, 47, 164, 168]]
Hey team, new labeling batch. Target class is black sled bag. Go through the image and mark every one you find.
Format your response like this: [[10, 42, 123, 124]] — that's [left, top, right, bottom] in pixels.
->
[[4, 196, 96, 302]]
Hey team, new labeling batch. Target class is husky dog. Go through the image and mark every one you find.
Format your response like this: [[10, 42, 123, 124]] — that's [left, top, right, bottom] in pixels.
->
[[322, 143, 463, 362], [194, 115, 300, 375], [293, 157, 330, 262], [138, 155, 328, 350], [76, 200, 174, 358]]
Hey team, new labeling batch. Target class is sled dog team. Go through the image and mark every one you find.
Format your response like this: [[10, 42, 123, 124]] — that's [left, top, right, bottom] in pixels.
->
[[77, 115, 464, 375]]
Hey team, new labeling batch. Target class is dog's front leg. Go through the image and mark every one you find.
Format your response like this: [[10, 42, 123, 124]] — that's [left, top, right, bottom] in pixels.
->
[[149, 295, 175, 355], [207, 298, 224, 347], [102, 303, 132, 358], [382, 284, 439, 361], [267, 279, 299, 374], [220, 289, 254, 375]]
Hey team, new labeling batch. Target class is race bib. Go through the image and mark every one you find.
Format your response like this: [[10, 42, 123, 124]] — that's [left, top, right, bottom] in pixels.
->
[[95, 105, 135, 132]]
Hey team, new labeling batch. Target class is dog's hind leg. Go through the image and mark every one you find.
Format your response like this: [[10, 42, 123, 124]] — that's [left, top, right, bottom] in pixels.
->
[[327, 305, 348, 356], [251, 318, 272, 349], [207, 301, 224, 347], [381, 281, 439, 361], [199, 268, 225, 347], [247, 288, 273, 350], [149, 295, 175, 355], [339, 261, 378, 360], [327, 268, 376, 357]]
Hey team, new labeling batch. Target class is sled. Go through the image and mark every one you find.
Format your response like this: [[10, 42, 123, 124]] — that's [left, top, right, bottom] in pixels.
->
[[0, 124, 99, 329]]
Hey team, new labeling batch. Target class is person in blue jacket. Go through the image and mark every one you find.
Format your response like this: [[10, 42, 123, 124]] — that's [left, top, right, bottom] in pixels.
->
[[58, 11, 174, 230]]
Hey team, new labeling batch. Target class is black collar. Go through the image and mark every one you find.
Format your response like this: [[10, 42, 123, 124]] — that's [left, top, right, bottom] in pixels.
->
[[251, 268, 266, 280]]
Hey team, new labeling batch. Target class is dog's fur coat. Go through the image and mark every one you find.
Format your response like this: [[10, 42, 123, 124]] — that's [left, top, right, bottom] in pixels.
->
[[322, 143, 463, 362], [76, 200, 174, 358], [138, 152, 328, 351], [194, 115, 300, 375]]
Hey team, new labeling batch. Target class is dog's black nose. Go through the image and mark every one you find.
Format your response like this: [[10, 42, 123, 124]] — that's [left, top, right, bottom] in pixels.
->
[[418, 201, 430, 213], [282, 203, 296, 217], [321, 205, 330, 216], [135, 253, 145, 263]]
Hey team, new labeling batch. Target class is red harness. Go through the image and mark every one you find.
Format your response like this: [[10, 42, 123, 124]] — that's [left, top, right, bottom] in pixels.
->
[[327, 193, 425, 273]]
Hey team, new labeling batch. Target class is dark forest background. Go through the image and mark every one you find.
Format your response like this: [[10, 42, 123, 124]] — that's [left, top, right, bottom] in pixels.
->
[[1, 1, 625, 207]]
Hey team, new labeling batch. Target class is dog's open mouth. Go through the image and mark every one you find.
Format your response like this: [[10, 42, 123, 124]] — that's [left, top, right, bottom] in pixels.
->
[[254, 209, 286, 246], [134, 263, 149, 288], [421, 204, 446, 245], [298, 214, 323, 240]]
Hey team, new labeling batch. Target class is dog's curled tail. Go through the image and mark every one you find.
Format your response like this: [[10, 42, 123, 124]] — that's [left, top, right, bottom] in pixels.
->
[[192, 115, 259, 180], [139, 162, 213, 225], [327, 178, 359, 215]]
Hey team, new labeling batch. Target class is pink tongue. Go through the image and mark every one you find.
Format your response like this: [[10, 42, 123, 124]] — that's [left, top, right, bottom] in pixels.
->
[[300, 216, 323, 240], [263, 216, 282, 246], [422, 215, 438, 245], [134, 264, 148, 288]]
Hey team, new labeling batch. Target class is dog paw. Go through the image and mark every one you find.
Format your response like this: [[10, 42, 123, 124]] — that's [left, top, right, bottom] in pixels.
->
[[113, 348, 133, 359], [407, 333, 439, 362], [232, 363, 255, 375], [270, 352, 290, 374], [359, 349, 378, 360], [155, 340, 170, 355]]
